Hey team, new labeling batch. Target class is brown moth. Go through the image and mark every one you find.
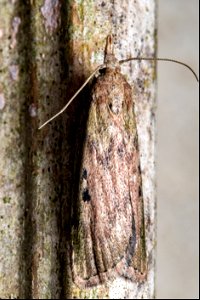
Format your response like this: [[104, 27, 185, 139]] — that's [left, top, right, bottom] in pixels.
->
[[70, 35, 147, 287]]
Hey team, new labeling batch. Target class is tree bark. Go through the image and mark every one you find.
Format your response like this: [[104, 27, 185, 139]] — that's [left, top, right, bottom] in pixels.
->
[[0, 0, 156, 298]]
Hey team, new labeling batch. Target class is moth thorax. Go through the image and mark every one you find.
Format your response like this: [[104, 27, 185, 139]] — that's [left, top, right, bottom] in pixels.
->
[[109, 91, 124, 114], [104, 53, 120, 70]]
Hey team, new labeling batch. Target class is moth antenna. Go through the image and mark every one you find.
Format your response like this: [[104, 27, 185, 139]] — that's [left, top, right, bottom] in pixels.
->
[[38, 64, 105, 130], [39, 55, 198, 130], [119, 57, 199, 82]]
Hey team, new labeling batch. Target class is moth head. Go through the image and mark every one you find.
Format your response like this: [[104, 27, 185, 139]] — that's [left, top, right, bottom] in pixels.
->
[[104, 35, 120, 70]]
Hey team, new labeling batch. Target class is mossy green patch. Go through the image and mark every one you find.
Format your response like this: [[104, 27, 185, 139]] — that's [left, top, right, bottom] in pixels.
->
[[2, 196, 11, 204]]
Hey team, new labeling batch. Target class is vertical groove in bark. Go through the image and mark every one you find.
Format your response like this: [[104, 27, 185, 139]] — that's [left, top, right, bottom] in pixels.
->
[[15, 1, 37, 298], [0, 0, 156, 298]]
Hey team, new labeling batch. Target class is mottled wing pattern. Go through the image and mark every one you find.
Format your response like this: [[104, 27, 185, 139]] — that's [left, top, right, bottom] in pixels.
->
[[72, 69, 146, 287]]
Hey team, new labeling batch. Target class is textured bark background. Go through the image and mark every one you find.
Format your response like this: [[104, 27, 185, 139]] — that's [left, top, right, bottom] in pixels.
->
[[0, 0, 156, 299]]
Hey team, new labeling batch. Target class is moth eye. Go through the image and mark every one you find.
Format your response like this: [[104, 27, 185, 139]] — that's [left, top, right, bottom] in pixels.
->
[[82, 188, 91, 202]]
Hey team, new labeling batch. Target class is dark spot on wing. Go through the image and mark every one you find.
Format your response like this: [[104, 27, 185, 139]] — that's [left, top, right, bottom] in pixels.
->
[[117, 146, 124, 157], [126, 217, 136, 266], [82, 188, 91, 202], [82, 168, 87, 179], [139, 186, 142, 197]]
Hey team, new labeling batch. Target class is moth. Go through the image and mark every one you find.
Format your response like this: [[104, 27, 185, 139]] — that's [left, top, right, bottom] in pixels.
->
[[39, 35, 198, 288], [71, 36, 147, 287]]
